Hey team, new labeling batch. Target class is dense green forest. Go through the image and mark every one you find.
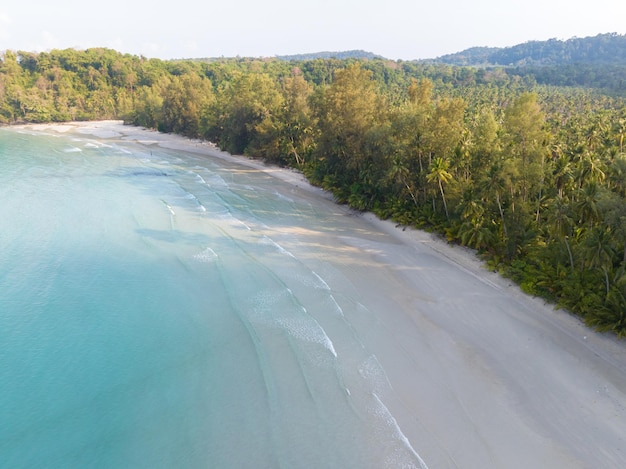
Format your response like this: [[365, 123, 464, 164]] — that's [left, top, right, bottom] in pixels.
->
[[433, 33, 626, 66], [431, 33, 626, 96], [275, 50, 383, 61], [2, 45, 626, 336]]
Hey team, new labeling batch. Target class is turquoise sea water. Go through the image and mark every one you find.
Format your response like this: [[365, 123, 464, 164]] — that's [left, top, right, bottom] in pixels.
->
[[0, 127, 425, 468]]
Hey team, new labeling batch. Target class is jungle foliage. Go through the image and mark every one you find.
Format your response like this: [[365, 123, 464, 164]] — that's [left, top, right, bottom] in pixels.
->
[[3, 46, 626, 336]]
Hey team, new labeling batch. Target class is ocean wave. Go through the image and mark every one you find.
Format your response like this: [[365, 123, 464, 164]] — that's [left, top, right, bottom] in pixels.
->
[[182, 191, 207, 212], [275, 315, 338, 358], [112, 145, 132, 154], [371, 393, 430, 469], [193, 247, 218, 263], [273, 191, 294, 203], [161, 200, 176, 216], [217, 212, 251, 231], [311, 271, 331, 290], [358, 355, 392, 395], [259, 235, 296, 258], [247, 288, 337, 360], [327, 294, 345, 317]]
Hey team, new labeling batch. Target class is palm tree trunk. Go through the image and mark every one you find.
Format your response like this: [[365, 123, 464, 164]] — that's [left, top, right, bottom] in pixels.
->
[[565, 237, 575, 270], [404, 181, 419, 207], [439, 180, 449, 220], [496, 192, 508, 239]]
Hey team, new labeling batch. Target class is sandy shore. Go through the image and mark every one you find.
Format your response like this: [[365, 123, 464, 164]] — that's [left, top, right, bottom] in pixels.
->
[[15, 120, 626, 468]]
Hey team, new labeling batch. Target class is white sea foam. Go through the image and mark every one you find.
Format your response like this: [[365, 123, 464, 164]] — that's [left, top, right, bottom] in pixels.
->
[[161, 200, 176, 216], [206, 174, 227, 187], [113, 145, 132, 154], [217, 212, 251, 230], [358, 355, 392, 395], [312, 271, 331, 290], [260, 235, 296, 258], [220, 214, 251, 231], [85, 140, 113, 149], [63, 147, 82, 153], [371, 393, 430, 469], [276, 315, 338, 358], [176, 189, 208, 213], [356, 355, 429, 468], [328, 294, 345, 317], [273, 191, 294, 203], [292, 272, 330, 292], [193, 247, 218, 263], [248, 288, 337, 358]]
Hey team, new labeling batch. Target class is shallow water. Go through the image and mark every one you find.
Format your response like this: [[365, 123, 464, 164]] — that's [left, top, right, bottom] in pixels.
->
[[0, 127, 426, 468]]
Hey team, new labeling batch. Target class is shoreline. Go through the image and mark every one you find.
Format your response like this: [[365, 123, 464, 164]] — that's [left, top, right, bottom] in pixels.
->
[[19, 120, 623, 356], [10, 120, 626, 467]]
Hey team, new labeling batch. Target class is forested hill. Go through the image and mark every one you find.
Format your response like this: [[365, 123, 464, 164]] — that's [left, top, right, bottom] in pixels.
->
[[276, 50, 383, 61], [423, 33, 626, 95], [192, 50, 382, 63], [431, 33, 626, 66]]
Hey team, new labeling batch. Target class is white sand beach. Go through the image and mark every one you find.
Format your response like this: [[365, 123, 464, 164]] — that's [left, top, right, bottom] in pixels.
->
[[17, 121, 626, 468]]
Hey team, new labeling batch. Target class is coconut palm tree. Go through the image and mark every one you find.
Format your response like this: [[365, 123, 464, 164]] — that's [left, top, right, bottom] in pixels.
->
[[614, 116, 626, 154], [479, 164, 508, 240], [546, 195, 575, 269], [607, 155, 626, 197], [581, 226, 616, 295], [551, 154, 574, 199], [426, 157, 453, 220], [575, 152, 606, 187], [386, 154, 418, 207], [575, 181, 601, 229]]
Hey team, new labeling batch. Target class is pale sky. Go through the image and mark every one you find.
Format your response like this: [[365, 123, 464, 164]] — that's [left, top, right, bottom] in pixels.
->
[[1, 0, 625, 60]]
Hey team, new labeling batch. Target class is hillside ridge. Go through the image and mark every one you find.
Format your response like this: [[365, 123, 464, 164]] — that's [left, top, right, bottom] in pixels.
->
[[429, 32, 626, 66]]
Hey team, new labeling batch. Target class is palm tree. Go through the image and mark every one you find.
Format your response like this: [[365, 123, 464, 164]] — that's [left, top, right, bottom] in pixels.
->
[[546, 195, 575, 270], [607, 155, 626, 197], [458, 188, 483, 221], [584, 269, 626, 337], [551, 155, 574, 199], [598, 191, 626, 263], [426, 157, 453, 220], [596, 285, 626, 337], [575, 152, 606, 187], [480, 164, 508, 240], [575, 182, 601, 229], [581, 226, 615, 295], [386, 154, 418, 206], [614, 117, 626, 154], [458, 217, 494, 250]]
